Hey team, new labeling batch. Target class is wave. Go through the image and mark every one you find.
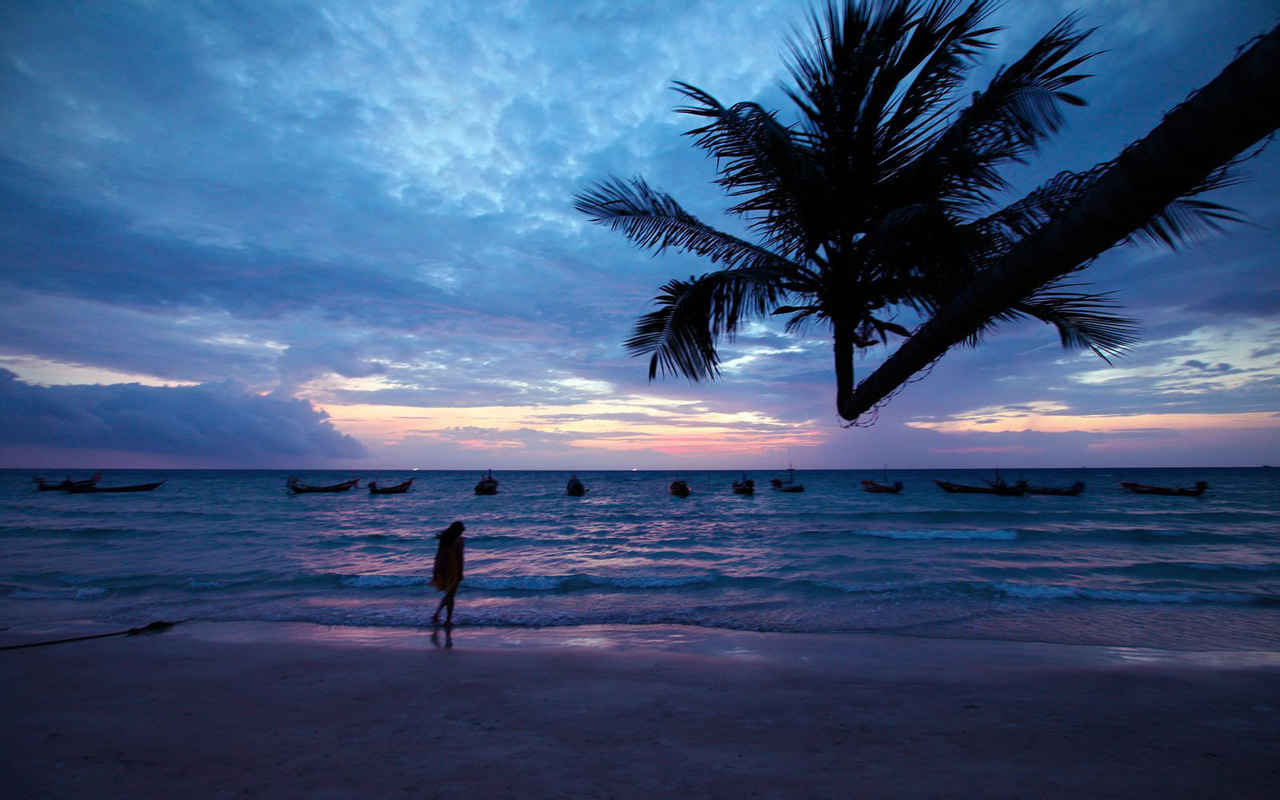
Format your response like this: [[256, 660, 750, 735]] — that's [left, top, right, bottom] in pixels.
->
[[0, 525, 159, 539], [853, 528, 1018, 541], [467, 573, 735, 591], [11, 565, 1274, 610], [989, 581, 1270, 606]]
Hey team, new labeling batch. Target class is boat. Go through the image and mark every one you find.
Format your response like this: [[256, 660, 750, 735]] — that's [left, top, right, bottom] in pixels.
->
[[935, 473, 1026, 496], [1120, 480, 1208, 497], [861, 479, 903, 494], [770, 466, 805, 493], [1024, 481, 1085, 496], [68, 480, 165, 494], [474, 470, 499, 495], [287, 476, 359, 494], [862, 466, 902, 494], [669, 479, 691, 498], [369, 479, 413, 495], [731, 475, 754, 495], [566, 475, 587, 496], [34, 473, 101, 492]]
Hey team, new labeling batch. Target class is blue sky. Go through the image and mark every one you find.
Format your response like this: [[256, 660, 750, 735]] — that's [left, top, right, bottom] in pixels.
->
[[1, 0, 1277, 469]]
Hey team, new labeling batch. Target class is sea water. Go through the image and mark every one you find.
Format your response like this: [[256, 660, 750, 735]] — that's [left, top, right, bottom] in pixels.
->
[[2, 468, 1277, 650]]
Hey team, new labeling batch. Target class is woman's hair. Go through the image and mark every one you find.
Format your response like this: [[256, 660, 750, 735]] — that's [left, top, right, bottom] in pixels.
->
[[438, 521, 465, 542]]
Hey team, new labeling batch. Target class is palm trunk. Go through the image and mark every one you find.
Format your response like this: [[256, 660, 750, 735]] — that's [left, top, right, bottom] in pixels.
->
[[844, 24, 1280, 423], [833, 320, 857, 420]]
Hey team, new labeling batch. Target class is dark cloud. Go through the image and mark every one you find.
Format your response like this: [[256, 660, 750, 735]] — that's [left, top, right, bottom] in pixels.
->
[[1187, 289, 1280, 318], [1183, 360, 1234, 373], [0, 370, 365, 464]]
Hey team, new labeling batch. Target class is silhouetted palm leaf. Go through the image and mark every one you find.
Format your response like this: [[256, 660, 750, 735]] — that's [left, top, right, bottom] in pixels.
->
[[624, 269, 790, 380], [964, 283, 1138, 361], [573, 176, 809, 274]]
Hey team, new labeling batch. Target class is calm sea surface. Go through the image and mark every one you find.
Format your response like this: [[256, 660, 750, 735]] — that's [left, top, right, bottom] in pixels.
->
[[2, 468, 1277, 650]]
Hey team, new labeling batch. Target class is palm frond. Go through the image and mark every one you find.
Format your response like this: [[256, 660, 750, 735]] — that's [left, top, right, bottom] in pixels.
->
[[968, 165, 1107, 258], [1123, 163, 1246, 249], [1015, 286, 1139, 362], [878, 1, 1002, 175], [974, 158, 1244, 260], [625, 269, 791, 380], [961, 282, 1138, 361], [572, 176, 811, 274], [673, 83, 818, 258], [895, 14, 1098, 212]]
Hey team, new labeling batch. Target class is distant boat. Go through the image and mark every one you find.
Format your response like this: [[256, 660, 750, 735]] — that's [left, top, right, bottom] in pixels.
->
[[369, 479, 413, 495], [862, 466, 902, 494], [69, 480, 164, 494], [731, 475, 754, 495], [669, 479, 691, 498], [936, 472, 1025, 496], [1120, 480, 1208, 497], [566, 475, 586, 496], [474, 470, 499, 495], [34, 472, 101, 492], [1024, 481, 1085, 496], [287, 476, 359, 494], [861, 479, 903, 494], [770, 466, 804, 493]]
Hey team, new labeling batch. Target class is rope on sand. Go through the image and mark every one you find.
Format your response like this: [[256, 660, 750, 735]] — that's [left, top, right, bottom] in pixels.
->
[[0, 620, 184, 651]]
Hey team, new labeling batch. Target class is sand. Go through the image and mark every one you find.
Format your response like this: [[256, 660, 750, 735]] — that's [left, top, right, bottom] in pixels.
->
[[2, 621, 1278, 798]]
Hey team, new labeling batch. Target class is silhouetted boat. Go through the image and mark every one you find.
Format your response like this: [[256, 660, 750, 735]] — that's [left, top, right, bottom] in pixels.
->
[[369, 479, 413, 495], [669, 479, 690, 497], [287, 476, 359, 494], [1024, 481, 1085, 496], [935, 475, 1026, 496], [1120, 480, 1207, 497], [566, 475, 586, 496], [731, 475, 754, 495], [770, 467, 804, 493], [861, 479, 903, 494], [34, 473, 101, 492], [69, 480, 164, 494], [474, 470, 499, 495]]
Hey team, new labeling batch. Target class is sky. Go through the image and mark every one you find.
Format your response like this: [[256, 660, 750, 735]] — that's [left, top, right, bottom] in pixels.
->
[[1, 0, 1278, 470]]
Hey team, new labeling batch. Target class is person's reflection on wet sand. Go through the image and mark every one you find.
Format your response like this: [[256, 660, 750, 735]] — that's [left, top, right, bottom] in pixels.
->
[[431, 624, 453, 649]]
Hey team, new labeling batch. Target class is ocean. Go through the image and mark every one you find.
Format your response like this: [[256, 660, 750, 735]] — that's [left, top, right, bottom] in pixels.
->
[[2, 468, 1278, 651]]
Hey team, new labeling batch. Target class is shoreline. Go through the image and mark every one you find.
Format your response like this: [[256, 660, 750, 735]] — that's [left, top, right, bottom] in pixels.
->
[[4, 620, 1278, 797], [15, 618, 1280, 665]]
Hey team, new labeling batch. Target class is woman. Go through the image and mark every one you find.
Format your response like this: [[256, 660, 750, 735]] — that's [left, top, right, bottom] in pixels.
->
[[430, 521, 466, 626]]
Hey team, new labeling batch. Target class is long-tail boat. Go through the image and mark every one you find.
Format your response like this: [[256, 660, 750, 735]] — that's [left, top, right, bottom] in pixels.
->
[[1120, 480, 1208, 497], [69, 480, 164, 493], [770, 466, 805, 493], [474, 470, 499, 495], [861, 479, 904, 494], [34, 473, 101, 492], [669, 479, 691, 498], [287, 476, 359, 494], [935, 472, 1026, 496], [566, 475, 586, 496], [1025, 481, 1085, 496], [731, 475, 755, 495], [369, 479, 413, 495]]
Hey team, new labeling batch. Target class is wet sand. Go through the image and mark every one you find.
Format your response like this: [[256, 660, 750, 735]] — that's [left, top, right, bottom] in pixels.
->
[[2, 622, 1278, 798]]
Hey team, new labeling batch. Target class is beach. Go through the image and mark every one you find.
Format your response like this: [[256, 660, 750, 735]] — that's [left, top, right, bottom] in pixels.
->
[[4, 621, 1278, 798]]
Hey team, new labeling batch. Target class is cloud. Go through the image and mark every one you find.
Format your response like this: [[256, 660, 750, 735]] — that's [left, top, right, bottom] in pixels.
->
[[1187, 289, 1280, 317], [0, 369, 365, 465]]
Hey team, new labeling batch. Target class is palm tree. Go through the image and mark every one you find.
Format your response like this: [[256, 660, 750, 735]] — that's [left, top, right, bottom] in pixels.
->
[[574, 0, 1256, 423], [845, 21, 1280, 422]]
